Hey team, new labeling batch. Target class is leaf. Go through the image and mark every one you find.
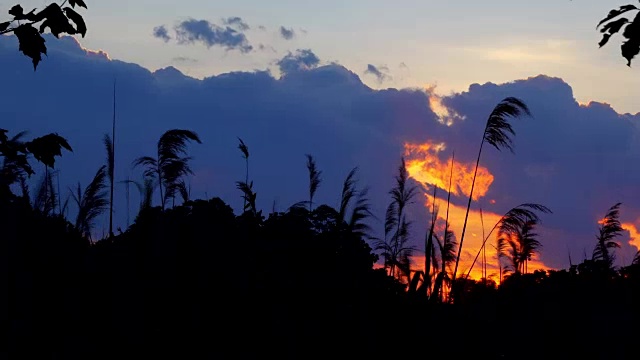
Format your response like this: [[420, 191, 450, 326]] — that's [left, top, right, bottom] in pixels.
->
[[38, 4, 76, 38], [13, 24, 47, 70], [70, 0, 88, 9], [25, 133, 73, 168], [600, 17, 629, 36], [8, 5, 23, 18], [0, 22, 10, 32], [599, 33, 613, 48], [63, 7, 86, 37], [622, 38, 640, 66], [596, 4, 638, 29], [597, 16, 628, 48]]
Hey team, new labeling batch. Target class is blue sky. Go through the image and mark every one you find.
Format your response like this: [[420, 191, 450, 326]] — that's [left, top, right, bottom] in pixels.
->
[[18, 0, 637, 113]]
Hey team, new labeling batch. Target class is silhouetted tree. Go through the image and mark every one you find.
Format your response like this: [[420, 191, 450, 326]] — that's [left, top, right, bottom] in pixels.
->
[[133, 129, 201, 210], [0, 1, 88, 69], [452, 97, 531, 288]]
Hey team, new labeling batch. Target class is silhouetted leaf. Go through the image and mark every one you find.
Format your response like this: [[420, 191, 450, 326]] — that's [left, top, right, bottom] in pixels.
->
[[621, 38, 640, 66], [619, 12, 640, 66], [69, 0, 88, 9], [598, 17, 629, 48], [63, 7, 86, 37], [38, 4, 76, 38], [25, 133, 72, 168], [0, 22, 10, 32], [596, 4, 638, 29], [8, 4, 23, 18], [14, 24, 46, 70]]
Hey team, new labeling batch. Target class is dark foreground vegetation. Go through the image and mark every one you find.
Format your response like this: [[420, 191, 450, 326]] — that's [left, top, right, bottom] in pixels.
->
[[3, 124, 639, 360], [4, 192, 640, 359]]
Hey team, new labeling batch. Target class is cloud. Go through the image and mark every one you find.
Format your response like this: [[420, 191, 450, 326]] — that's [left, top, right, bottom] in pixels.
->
[[279, 26, 295, 40], [364, 64, 391, 83], [172, 56, 198, 64], [276, 49, 320, 75], [2, 36, 639, 279], [223, 16, 250, 31], [153, 25, 171, 42], [173, 18, 253, 53], [458, 40, 577, 65]]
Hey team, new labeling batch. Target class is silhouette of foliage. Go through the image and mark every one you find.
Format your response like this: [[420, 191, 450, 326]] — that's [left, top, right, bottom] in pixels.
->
[[306, 154, 322, 211], [4, 127, 640, 359], [596, 3, 640, 66], [0, 129, 72, 201], [466, 203, 552, 278], [452, 97, 531, 288], [593, 202, 623, 269], [0, 1, 88, 69], [133, 129, 201, 210], [69, 165, 108, 239]]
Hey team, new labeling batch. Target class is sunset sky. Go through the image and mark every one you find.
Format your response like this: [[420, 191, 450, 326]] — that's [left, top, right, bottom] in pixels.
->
[[2, 0, 639, 280]]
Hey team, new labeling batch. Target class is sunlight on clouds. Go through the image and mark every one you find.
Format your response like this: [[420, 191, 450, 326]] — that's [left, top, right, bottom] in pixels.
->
[[459, 39, 576, 65], [404, 141, 494, 201], [418, 192, 551, 283], [622, 222, 640, 251], [424, 84, 464, 126]]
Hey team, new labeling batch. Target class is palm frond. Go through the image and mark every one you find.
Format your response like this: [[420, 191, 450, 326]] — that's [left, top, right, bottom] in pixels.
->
[[483, 97, 531, 153]]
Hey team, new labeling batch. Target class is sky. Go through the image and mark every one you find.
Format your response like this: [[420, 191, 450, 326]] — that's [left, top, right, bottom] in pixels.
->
[[1, 0, 640, 281]]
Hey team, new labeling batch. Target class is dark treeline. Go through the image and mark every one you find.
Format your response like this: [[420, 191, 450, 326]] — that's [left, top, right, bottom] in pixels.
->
[[3, 114, 640, 358]]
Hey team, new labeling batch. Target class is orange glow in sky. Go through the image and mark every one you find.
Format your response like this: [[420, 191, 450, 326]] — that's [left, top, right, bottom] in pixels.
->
[[415, 192, 551, 283], [403, 140, 551, 283], [404, 141, 494, 201], [622, 222, 640, 251]]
